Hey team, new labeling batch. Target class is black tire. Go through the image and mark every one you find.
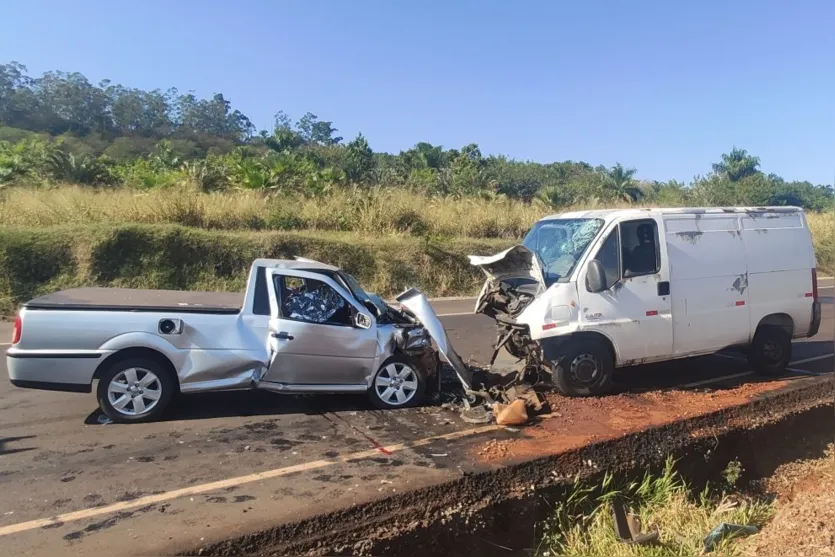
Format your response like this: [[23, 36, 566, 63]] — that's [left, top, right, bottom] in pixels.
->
[[550, 339, 614, 397], [96, 358, 176, 423], [748, 326, 792, 376], [368, 355, 426, 410]]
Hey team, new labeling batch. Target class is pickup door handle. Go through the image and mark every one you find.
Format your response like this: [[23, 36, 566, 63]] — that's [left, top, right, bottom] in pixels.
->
[[272, 332, 294, 341], [658, 281, 671, 296]]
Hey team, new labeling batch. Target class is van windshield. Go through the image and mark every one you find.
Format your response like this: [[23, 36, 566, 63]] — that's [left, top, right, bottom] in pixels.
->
[[522, 218, 604, 284]]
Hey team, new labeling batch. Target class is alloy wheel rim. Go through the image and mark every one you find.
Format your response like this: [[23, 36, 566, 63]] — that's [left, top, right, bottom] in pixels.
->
[[375, 363, 418, 406], [107, 367, 162, 416]]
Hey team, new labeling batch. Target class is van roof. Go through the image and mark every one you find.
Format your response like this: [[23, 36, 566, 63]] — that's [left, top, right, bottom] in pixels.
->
[[542, 206, 802, 222]]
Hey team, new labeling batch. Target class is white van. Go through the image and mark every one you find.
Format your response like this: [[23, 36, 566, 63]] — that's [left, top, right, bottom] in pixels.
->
[[470, 207, 822, 396]]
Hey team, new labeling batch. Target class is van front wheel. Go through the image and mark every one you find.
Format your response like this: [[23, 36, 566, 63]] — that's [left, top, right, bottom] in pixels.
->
[[551, 340, 614, 397], [748, 326, 792, 376]]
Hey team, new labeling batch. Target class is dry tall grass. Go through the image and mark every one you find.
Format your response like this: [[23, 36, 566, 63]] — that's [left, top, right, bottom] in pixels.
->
[[1, 185, 832, 271], [0, 186, 551, 239]]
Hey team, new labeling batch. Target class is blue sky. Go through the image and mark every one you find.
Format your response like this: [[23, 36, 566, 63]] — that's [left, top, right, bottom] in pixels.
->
[[1, 0, 833, 185]]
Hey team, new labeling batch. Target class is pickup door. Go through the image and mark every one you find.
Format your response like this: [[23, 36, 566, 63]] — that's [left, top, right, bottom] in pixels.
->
[[262, 268, 378, 387]]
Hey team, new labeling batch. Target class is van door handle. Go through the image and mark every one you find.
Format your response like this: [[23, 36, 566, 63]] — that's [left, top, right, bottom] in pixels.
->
[[272, 332, 294, 341], [658, 281, 670, 296]]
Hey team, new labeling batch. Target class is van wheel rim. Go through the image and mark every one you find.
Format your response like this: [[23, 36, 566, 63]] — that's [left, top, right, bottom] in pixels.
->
[[763, 341, 782, 362], [107, 368, 162, 416], [569, 354, 599, 385], [375, 363, 418, 406]]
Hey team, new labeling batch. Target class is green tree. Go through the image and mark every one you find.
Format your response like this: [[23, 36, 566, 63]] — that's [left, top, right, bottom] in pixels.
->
[[344, 133, 375, 183], [606, 163, 643, 202], [712, 147, 761, 181]]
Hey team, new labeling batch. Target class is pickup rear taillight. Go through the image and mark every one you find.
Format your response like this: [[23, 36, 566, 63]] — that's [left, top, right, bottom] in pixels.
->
[[812, 268, 819, 302], [12, 314, 21, 345]]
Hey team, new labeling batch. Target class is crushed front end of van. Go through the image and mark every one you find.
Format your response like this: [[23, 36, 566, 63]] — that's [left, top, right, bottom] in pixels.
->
[[468, 217, 612, 396]]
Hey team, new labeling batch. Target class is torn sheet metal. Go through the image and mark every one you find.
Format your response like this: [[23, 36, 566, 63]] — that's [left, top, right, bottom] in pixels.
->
[[396, 288, 473, 390], [468, 244, 545, 287]]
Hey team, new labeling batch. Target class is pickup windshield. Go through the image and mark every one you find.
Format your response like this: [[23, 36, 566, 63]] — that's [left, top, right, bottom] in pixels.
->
[[336, 271, 390, 316], [522, 218, 604, 284]]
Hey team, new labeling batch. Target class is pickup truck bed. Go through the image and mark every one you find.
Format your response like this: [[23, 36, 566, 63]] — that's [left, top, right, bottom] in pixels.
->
[[24, 287, 243, 315]]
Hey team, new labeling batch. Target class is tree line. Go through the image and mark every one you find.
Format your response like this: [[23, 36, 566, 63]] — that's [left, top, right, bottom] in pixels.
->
[[1, 61, 833, 210]]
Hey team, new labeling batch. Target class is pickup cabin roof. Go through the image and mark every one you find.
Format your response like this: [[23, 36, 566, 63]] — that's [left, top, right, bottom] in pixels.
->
[[543, 206, 802, 222]]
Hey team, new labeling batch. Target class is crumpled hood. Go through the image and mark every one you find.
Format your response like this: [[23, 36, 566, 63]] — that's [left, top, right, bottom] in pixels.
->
[[395, 287, 473, 390], [468, 245, 544, 286]]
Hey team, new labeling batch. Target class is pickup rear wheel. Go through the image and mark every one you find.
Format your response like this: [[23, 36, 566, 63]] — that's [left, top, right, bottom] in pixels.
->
[[97, 358, 175, 423], [550, 339, 614, 397], [369, 356, 425, 409]]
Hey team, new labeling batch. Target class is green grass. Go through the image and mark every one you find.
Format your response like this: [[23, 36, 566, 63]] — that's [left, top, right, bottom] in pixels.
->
[[0, 223, 511, 315], [537, 458, 773, 556]]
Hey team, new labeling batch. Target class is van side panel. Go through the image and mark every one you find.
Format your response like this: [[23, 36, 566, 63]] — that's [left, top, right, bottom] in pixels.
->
[[741, 213, 814, 338], [665, 215, 751, 355]]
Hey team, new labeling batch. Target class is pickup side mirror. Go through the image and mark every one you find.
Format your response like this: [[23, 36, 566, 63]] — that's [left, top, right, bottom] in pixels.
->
[[586, 259, 608, 293], [353, 308, 373, 329]]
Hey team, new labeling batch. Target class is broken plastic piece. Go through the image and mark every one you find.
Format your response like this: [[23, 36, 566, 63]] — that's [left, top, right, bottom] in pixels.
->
[[703, 522, 759, 552], [612, 500, 659, 545]]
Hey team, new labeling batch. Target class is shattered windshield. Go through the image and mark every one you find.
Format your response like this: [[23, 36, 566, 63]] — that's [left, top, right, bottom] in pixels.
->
[[522, 218, 604, 284], [337, 271, 388, 315]]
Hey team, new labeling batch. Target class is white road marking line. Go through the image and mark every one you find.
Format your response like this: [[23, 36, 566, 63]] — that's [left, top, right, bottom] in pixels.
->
[[787, 367, 824, 376], [437, 311, 476, 317], [789, 354, 834, 366], [0, 343, 10, 347], [0, 424, 502, 538], [679, 371, 753, 388], [713, 352, 744, 361]]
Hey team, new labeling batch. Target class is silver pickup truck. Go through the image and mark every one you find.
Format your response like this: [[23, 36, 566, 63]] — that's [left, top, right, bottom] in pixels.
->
[[7, 258, 473, 423]]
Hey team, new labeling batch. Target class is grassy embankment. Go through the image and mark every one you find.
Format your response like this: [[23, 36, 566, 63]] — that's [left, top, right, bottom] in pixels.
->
[[537, 445, 835, 556], [0, 187, 832, 315]]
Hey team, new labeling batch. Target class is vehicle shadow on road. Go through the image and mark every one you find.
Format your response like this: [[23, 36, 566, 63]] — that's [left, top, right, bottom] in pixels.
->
[[612, 340, 833, 396], [0, 435, 37, 456], [83, 390, 444, 425]]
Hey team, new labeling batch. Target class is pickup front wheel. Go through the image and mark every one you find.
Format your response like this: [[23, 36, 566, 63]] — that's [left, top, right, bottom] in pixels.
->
[[369, 356, 425, 409], [97, 358, 175, 423]]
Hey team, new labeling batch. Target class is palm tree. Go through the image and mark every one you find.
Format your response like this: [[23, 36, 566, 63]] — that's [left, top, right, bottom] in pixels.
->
[[606, 163, 643, 202]]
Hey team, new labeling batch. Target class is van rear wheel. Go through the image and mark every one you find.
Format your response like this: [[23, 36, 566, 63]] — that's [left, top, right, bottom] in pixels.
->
[[551, 340, 614, 397], [748, 326, 792, 376]]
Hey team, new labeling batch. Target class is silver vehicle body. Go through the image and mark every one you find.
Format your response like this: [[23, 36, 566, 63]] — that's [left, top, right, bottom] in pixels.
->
[[7, 259, 438, 397]]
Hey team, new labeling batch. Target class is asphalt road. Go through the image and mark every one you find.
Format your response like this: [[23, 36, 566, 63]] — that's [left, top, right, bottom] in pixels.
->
[[1, 283, 832, 556]]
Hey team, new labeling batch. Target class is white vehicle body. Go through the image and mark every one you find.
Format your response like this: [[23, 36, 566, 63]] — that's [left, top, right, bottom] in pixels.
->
[[471, 207, 822, 392]]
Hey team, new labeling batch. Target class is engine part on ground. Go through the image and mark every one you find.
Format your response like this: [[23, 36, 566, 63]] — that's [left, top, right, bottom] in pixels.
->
[[612, 500, 659, 545], [503, 383, 546, 412], [493, 399, 529, 426], [460, 406, 492, 424]]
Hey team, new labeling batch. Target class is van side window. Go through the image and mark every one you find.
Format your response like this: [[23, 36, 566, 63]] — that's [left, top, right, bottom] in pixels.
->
[[621, 219, 660, 277], [594, 227, 620, 291], [275, 275, 352, 326]]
